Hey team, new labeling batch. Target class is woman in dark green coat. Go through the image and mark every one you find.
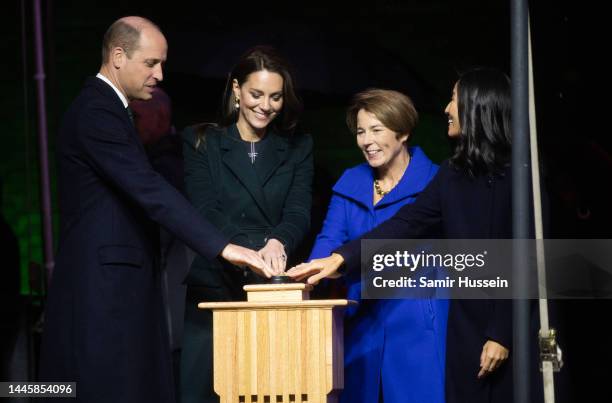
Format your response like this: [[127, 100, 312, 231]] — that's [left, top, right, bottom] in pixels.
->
[[180, 46, 313, 403]]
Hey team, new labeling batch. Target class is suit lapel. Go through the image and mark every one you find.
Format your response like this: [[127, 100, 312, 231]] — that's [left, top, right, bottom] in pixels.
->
[[221, 125, 273, 223], [89, 77, 146, 154], [260, 131, 289, 186]]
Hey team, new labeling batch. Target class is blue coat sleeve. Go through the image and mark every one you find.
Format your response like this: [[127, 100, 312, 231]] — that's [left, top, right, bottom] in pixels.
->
[[308, 193, 350, 261], [335, 162, 446, 271], [77, 105, 229, 261]]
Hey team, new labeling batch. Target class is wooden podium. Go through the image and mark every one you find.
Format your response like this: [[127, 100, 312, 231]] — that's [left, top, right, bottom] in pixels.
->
[[198, 283, 352, 403]]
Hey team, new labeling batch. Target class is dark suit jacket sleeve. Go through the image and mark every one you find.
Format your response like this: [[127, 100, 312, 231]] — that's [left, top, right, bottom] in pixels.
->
[[269, 134, 314, 253], [182, 127, 249, 244], [77, 104, 229, 261], [335, 161, 446, 271], [485, 301, 512, 348]]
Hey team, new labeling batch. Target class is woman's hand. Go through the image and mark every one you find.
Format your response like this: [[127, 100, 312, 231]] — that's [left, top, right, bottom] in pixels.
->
[[477, 340, 509, 378], [258, 238, 287, 275], [286, 253, 345, 284]]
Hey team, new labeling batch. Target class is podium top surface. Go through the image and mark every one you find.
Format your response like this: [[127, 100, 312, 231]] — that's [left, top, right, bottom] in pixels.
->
[[243, 283, 314, 292], [198, 299, 355, 310]]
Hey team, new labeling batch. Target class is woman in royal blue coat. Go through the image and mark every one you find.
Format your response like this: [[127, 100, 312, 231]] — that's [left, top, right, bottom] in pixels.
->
[[309, 89, 448, 403]]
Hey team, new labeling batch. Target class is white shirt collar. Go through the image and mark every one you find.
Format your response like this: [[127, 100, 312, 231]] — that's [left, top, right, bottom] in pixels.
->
[[96, 73, 129, 108]]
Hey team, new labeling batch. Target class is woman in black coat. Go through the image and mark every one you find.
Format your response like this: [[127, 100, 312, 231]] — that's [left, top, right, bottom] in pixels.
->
[[288, 68, 514, 403], [181, 46, 313, 403]]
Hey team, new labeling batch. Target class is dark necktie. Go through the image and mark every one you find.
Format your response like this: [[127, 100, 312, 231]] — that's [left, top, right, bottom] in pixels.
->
[[126, 106, 134, 125]]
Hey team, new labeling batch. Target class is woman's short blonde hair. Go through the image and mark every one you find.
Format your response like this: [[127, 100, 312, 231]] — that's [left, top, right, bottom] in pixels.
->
[[346, 88, 418, 140]]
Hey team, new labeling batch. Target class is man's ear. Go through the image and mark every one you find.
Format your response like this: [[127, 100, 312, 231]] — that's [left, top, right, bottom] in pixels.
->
[[111, 47, 126, 69]]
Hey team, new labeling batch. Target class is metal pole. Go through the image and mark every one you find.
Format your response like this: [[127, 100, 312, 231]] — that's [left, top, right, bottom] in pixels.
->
[[33, 0, 55, 281], [511, 0, 531, 402]]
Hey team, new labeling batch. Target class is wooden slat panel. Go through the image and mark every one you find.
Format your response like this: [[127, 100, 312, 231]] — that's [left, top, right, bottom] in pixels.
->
[[308, 309, 321, 403], [318, 308, 326, 402], [300, 311, 309, 402], [257, 310, 270, 397], [213, 311, 221, 389], [278, 309, 289, 402], [287, 310, 301, 398], [268, 310, 278, 396], [217, 311, 237, 402], [324, 309, 332, 393], [237, 310, 246, 396], [249, 311, 258, 397]]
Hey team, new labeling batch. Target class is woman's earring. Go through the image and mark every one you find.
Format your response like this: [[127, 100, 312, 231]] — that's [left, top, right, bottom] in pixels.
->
[[235, 97, 240, 109]]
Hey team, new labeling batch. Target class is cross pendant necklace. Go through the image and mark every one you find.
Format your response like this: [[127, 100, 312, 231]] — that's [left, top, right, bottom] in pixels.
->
[[248, 141, 258, 164]]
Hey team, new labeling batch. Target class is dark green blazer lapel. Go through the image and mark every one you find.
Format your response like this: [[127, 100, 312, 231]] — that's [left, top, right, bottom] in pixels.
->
[[220, 126, 273, 223], [260, 131, 289, 185]]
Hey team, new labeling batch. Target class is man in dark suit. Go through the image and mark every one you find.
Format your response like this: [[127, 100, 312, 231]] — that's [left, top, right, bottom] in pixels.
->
[[39, 16, 271, 403]]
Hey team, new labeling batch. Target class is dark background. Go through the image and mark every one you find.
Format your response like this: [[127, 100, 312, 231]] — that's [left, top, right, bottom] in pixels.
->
[[1, 0, 610, 401]]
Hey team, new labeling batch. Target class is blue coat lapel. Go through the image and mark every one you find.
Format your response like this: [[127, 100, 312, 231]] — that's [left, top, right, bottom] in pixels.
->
[[333, 164, 374, 209], [333, 146, 435, 210], [377, 147, 435, 207]]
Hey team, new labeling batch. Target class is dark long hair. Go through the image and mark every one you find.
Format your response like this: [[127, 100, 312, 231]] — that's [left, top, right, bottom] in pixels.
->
[[449, 68, 511, 176], [195, 46, 302, 148]]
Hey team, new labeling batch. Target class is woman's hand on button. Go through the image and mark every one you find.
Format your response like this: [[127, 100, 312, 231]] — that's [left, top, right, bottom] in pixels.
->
[[258, 238, 286, 275]]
